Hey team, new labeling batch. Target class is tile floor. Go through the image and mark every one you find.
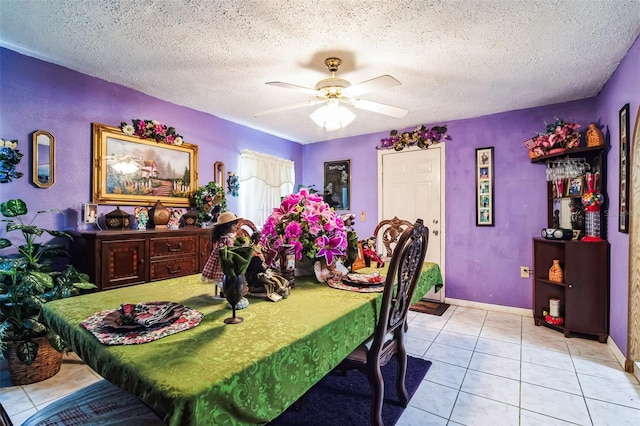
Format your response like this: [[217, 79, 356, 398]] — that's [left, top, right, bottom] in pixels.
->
[[1, 305, 639, 425]]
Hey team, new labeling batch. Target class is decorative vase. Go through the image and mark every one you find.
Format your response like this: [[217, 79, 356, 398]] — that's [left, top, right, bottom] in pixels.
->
[[222, 274, 245, 324], [149, 200, 170, 229], [295, 257, 315, 277], [8, 336, 63, 385], [279, 244, 296, 288], [548, 259, 564, 283], [586, 123, 604, 147]]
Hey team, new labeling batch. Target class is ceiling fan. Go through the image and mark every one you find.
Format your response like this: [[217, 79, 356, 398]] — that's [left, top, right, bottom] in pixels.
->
[[255, 57, 408, 130]]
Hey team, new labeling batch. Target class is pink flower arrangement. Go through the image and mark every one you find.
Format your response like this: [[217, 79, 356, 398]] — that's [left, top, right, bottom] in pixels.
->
[[378, 125, 450, 151], [261, 188, 348, 265], [525, 118, 581, 157], [120, 119, 184, 145]]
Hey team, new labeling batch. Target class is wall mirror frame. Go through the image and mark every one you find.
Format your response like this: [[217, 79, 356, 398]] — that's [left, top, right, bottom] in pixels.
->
[[214, 161, 226, 191], [32, 130, 55, 188]]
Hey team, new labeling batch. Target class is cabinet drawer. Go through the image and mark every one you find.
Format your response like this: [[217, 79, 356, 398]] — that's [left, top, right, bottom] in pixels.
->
[[150, 257, 198, 280], [149, 236, 197, 258]]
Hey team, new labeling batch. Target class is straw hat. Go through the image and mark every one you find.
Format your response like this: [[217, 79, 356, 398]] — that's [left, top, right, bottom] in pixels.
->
[[213, 211, 241, 227]]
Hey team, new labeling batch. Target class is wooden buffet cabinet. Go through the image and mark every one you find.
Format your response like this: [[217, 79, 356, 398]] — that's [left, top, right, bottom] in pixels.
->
[[530, 144, 609, 342], [69, 228, 212, 290]]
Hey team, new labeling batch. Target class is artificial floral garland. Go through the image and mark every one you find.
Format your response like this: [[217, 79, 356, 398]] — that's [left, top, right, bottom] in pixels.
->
[[377, 124, 450, 151], [524, 118, 581, 157], [121, 119, 184, 145], [0, 138, 23, 183]]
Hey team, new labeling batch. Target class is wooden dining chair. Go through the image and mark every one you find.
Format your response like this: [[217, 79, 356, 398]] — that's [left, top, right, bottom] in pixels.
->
[[373, 216, 413, 259], [337, 218, 429, 426], [235, 218, 258, 239]]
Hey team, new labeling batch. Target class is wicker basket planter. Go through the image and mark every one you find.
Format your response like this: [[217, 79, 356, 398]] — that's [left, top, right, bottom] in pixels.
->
[[8, 336, 63, 385]]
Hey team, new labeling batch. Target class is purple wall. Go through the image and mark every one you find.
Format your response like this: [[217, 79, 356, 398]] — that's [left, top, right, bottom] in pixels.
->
[[2, 35, 638, 355], [0, 47, 302, 234], [303, 100, 597, 311], [596, 35, 640, 354]]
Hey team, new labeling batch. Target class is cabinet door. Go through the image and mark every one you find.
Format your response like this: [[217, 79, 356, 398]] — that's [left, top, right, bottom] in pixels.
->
[[101, 239, 147, 289], [564, 242, 608, 335], [199, 235, 212, 272]]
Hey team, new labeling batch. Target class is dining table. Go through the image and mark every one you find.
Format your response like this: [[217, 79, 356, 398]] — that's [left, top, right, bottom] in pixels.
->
[[41, 262, 442, 426]]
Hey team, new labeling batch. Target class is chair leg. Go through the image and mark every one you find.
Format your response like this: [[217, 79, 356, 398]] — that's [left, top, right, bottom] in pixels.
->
[[396, 345, 410, 406], [367, 362, 385, 426]]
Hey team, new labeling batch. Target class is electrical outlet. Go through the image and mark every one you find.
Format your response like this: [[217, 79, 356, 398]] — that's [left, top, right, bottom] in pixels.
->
[[520, 266, 530, 278]]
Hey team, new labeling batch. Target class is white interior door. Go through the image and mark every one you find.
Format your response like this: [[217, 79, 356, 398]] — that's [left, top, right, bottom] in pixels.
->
[[378, 145, 445, 302]]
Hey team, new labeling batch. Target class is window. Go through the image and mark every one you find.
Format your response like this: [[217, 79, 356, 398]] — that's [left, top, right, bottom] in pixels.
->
[[238, 149, 295, 227]]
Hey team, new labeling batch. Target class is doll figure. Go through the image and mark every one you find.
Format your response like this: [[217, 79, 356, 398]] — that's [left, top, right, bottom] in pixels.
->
[[201, 212, 246, 304]]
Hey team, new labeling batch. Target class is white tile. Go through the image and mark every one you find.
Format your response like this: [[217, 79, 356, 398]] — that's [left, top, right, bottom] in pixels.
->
[[442, 319, 483, 337], [586, 397, 640, 426], [409, 313, 449, 330], [521, 361, 582, 395], [485, 311, 523, 329], [21, 362, 100, 406], [520, 409, 579, 426], [425, 342, 473, 368], [479, 325, 522, 344], [450, 391, 520, 425], [396, 406, 448, 426], [578, 373, 640, 409], [406, 323, 440, 342], [521, 329, 570, 353], [409, 379, 458, 419], [405, 335, 433, 357], [423, 359, 467, 389], [565, 338, 617, 362], [573, 355, 636, 383], [0, 386, 32, 416], [433, 329, 478, 351], [450, 307, 487, 323], [474, 337, 521, 360], [468, 352, 521, 380], [521, 345, 574, 371], [461, 369, 520, 406], [521, 382, 591, 425]]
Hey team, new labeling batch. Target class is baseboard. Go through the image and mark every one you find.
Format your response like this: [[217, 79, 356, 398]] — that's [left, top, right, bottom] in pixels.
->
[[445, 297, 532, 317]]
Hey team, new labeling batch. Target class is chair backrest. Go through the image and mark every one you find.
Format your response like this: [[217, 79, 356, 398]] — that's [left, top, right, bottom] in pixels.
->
[[373, 216, 413, 259], [370, 219, 429, 360], [236, 218, 258, 239]]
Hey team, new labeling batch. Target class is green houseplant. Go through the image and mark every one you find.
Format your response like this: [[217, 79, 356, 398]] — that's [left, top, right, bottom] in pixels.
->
[[0, 199, 96, 378]]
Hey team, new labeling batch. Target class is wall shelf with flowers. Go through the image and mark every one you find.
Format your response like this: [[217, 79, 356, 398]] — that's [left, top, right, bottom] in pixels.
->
[[377, 124, 450, 151]]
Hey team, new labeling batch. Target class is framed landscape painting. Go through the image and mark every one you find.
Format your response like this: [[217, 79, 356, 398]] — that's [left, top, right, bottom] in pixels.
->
[[92, 123, 198, 207]]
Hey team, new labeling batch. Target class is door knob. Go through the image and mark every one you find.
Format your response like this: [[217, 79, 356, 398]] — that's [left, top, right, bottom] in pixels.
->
[[432, 229, 439, 236]]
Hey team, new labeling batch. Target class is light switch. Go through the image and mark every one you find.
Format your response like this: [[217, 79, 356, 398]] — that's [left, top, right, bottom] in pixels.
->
[[360, 211, 366, 222]]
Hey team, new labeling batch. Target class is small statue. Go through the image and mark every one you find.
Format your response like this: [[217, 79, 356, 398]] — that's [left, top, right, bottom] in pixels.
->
[[552, 210, 560, 229]]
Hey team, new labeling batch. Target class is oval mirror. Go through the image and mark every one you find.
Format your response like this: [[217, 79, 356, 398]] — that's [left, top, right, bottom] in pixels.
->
[[32, 130, 55, 188]]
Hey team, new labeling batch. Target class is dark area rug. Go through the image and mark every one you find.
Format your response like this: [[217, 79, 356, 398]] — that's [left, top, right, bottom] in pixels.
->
[[410, 299, 450, 316], [269, 355, 431, 425]]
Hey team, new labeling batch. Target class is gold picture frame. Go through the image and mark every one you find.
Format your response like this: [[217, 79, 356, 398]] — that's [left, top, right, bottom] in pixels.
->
[[92, 123, 198, 207]]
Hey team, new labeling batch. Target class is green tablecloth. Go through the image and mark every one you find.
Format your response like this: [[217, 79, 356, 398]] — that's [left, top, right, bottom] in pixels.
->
[[42, 263, 442, 425]]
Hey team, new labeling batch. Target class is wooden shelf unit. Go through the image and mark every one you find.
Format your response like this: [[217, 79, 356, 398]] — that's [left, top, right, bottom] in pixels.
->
[[69, 228, 212, 291], [532, 238, 609, 342]]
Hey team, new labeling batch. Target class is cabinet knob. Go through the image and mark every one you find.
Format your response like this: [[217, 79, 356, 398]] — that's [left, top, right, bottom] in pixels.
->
[[139, 258, 145, 264], [166, 242, 183, 252], [167, 265, 182, 275], [568, 284, 573, 288]]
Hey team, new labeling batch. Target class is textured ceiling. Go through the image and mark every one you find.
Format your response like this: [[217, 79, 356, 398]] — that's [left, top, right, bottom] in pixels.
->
[[1, 0, 639, 144]]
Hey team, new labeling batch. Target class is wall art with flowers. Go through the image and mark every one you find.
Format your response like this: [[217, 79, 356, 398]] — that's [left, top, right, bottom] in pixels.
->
[[0, 138, 23, 183]]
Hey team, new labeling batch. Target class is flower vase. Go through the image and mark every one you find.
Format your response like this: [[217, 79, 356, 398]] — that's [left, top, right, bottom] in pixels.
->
[[222, 275, 245, 324], [295, 257, 315, 278], [548, 260, 563, 283], [582, 173, 604, 242]]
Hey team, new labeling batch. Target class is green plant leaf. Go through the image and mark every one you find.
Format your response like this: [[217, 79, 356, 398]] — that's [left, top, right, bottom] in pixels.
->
[[0, 238, 11, 249], [21, 271, 54, 291], [0, 199, 27, 218], [16, 339, 38, 365], [47, 331, 64, 352]]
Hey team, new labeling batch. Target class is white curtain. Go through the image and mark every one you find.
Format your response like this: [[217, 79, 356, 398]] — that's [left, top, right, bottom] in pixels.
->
[[238, 149, 295, 228]]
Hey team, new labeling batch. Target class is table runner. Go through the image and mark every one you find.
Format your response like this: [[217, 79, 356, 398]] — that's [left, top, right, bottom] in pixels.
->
[[41, 263, 442, 426]]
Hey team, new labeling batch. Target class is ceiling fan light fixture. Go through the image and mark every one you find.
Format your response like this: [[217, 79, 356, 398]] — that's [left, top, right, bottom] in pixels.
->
[[310, 101, 355, 132]]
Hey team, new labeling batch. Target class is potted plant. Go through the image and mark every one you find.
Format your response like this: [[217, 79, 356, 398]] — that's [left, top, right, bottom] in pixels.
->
[[0, 198, 96, 384]]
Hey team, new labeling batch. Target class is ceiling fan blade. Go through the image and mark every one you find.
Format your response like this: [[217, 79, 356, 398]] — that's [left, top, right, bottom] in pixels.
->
[[342, 75, 400, 97], [255, 99, 325, 117], [348, 99, 409, 118], [266, 81, 322, 97]]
